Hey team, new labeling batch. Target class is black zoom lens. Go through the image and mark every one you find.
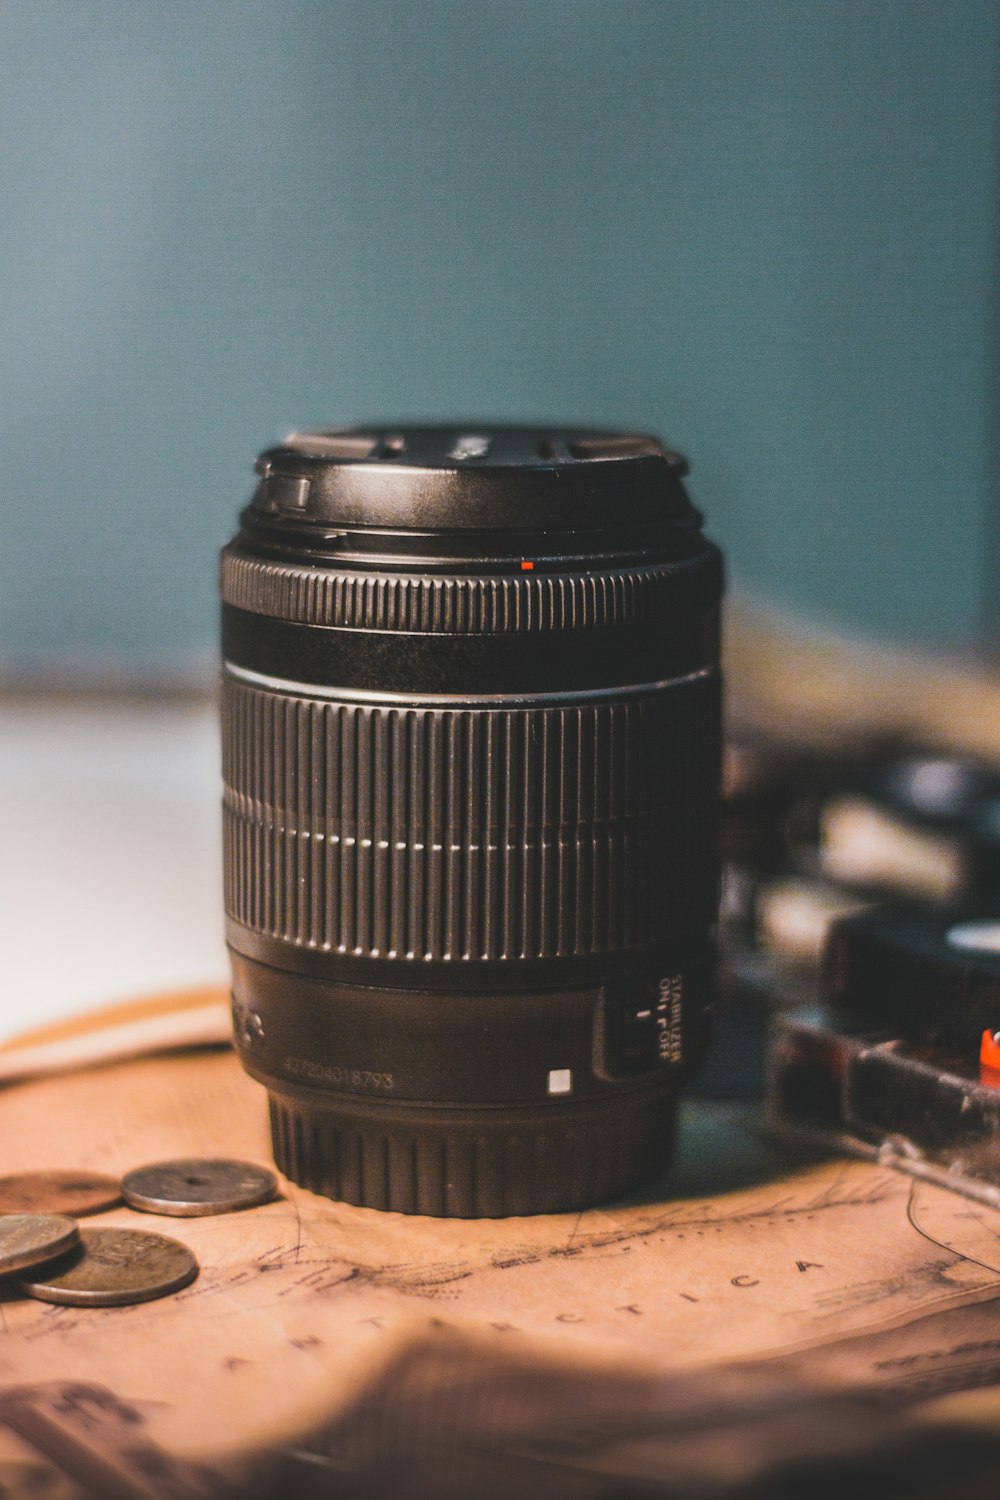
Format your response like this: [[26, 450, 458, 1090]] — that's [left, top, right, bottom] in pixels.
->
[[220, 426, 722, 1216]]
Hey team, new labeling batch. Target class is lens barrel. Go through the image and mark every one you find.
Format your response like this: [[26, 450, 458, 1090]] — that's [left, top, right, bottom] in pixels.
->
[[221, 426, 722, 1216]]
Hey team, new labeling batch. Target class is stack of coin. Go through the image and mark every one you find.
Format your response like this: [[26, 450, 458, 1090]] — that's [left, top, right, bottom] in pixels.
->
[[0, 1158, 278, 1308]]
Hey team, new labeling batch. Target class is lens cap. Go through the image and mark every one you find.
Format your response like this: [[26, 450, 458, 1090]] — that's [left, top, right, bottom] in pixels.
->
[[246, 424, 698, 533]]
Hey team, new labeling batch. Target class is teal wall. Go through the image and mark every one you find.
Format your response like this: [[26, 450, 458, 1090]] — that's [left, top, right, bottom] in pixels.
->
[[2, 0, 998, 672]]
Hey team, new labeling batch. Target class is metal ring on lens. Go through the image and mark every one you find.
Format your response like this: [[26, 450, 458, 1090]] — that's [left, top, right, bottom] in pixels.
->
[[222, 660, 715, 707]]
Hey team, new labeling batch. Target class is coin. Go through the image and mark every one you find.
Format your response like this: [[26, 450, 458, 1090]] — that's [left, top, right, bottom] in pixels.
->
[[121, 1158, 278, 1217], [16, 1227, 198, 1306], [0, 1171, 121, 1217], [0, 1214, 80, 1275]]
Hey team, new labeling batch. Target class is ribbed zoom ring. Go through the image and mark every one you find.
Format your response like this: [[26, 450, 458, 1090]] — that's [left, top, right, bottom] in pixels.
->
[[222, 672, 719, 962], [220, 545, 712, 633]]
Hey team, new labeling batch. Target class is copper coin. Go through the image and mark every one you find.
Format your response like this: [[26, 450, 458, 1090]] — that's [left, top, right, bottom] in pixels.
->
[[16, 1227, 198, 1307], [121, 1158, 278, 1217], [0, 1171, 121, 1218], [0, 1215, 80, 1276]]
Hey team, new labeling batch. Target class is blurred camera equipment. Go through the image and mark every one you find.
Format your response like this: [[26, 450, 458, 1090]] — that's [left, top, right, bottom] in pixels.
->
[[819, 752, 1000, 905], [220, 426, 722, 1215], [767, 903, 1000, 1205]]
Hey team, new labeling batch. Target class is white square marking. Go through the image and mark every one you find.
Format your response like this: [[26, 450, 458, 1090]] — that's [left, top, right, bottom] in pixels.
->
[[547, 1068, 572, 1095]]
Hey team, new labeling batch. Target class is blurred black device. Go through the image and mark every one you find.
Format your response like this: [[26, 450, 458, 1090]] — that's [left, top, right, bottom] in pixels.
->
[[768, 904, 1000, 1204], [220, 426, 722, 1215]]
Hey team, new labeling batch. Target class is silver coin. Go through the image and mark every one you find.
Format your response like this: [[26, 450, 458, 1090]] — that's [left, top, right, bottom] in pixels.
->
[[0, 1214, 80, 1275], [16, 1227, 198, 1306], [121, 1158, 278, 1217]]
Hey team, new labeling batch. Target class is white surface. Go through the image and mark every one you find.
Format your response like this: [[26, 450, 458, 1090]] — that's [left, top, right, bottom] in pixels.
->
[[0, 699, 227, 1040]]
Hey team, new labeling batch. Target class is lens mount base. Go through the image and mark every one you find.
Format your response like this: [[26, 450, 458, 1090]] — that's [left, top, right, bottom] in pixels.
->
[[267, 1084, 678, 1218]]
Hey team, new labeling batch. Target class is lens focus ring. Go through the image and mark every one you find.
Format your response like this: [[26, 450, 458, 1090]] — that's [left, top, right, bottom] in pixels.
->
[[222, 671, 719, 965]]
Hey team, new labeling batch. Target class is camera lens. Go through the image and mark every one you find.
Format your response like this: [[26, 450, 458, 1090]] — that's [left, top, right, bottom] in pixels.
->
[[220, 426, 722, 1216]]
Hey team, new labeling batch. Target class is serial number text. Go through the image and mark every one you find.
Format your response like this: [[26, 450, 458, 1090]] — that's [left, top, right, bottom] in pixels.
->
[[284, 1057, 395, 1091]]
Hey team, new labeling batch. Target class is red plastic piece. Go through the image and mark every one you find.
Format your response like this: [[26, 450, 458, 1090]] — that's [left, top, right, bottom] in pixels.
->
[[979, 1028, 1000, 1085]]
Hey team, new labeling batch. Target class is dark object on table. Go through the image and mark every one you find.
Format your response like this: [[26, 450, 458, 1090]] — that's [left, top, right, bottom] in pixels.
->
[[220, 426, 722, 1215]]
